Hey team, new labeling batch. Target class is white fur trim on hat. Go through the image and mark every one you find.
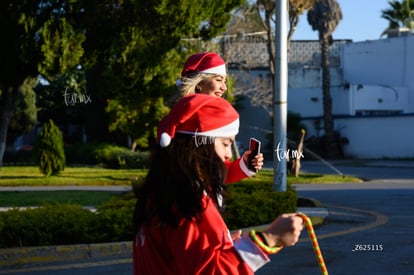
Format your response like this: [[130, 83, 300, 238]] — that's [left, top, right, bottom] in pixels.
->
[[177, 119, 239, 138], [199, 64, 226, 75]]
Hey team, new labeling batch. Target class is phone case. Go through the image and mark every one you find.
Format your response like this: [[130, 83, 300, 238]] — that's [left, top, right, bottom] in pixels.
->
[[248, 138, 261, 171]]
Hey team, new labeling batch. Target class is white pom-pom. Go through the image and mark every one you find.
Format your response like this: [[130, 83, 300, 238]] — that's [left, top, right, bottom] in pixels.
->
[[160, 132, 171, 148]]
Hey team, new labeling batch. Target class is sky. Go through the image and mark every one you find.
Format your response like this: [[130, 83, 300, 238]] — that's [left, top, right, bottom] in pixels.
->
[[291, 0, 393, 42]]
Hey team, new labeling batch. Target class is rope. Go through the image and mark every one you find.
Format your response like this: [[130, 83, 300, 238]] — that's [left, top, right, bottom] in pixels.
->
[[297, 212, 329, 275]]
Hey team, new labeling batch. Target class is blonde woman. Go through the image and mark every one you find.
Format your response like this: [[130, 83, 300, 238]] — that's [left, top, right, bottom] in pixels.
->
[[173, 52, 263, 183]]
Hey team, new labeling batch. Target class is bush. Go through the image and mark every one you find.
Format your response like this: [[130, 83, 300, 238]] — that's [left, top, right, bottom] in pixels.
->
[[0, 182, 297, 248], [0, 204, 101, 248], [0, 193, 138, 248], [223, 182, 297, 230], [33, 119, 65, 176], [2, 148, 34, 165], [95, 194, 137, 242], [65, 143, 149, 169]]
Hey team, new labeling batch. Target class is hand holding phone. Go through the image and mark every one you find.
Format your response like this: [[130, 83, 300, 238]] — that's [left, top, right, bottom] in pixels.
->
[[248, 138, 261, 172]]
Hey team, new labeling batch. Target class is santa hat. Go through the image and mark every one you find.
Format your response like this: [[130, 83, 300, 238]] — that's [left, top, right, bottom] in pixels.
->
[[181, 52, 226, 78], [157, 94, 239, 147]]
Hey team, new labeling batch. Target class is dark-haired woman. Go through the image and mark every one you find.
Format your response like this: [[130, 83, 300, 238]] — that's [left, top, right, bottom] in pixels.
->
[[133, 94, 303, 274]]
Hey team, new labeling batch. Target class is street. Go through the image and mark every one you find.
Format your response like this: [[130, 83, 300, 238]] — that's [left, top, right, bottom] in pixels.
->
[[257, 181, 414, 275]]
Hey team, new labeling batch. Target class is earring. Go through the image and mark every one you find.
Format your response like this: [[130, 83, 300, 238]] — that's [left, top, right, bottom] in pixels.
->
[[195, 86, 201, 93]]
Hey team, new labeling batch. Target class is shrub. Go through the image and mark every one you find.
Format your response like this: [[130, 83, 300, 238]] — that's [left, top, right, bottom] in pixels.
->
[[33, 119, 65, 176], [0, 204, 100, 248], [65, 143, 149, 168], [223, 181, 297, 230], [0, 181, 297, 248], [95, 194, 137, 242]]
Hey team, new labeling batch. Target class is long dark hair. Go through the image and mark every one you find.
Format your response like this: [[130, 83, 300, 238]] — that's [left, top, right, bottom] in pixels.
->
[[133, 133, 226, 229]]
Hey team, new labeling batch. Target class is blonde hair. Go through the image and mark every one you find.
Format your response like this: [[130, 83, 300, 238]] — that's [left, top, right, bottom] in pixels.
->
[[167, 74, 214, 106], [179, 74, 212, 97]]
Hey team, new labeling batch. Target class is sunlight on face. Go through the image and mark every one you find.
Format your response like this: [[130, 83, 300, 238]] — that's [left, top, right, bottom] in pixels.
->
[[198, 75, 227, 97]]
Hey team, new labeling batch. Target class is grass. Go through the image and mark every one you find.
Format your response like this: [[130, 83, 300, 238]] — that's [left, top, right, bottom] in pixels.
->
[[0, 166, 147, 186], [0, 191, 117, 207], [0, 166, 362, 207], [252, 169, 363, 184]]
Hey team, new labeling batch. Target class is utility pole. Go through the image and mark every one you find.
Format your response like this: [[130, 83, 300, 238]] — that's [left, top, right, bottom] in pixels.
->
[[273, 0, 288, 192]]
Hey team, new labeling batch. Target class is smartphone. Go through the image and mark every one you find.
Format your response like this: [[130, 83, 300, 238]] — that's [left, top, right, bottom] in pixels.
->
[[248, 138, 261, 172]]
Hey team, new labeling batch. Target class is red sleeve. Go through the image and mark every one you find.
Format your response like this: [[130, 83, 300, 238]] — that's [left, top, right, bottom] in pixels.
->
[[225, 158, 255, 184], [133, 195, 267, 275]]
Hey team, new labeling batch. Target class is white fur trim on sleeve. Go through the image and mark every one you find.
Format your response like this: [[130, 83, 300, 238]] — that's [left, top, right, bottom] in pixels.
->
[[233, 234, 270, 271], [239, 156, 255, 177]]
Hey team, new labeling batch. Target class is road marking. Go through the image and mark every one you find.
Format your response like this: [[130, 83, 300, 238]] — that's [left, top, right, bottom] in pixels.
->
[[299, 204, 389, 242]]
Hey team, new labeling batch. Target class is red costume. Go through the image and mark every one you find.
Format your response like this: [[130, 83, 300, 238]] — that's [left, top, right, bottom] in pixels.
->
[[225, 158, 255, 184], [133, 194, 269, 274]]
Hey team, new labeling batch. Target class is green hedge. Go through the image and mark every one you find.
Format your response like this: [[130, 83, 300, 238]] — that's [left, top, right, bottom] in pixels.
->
[[65, 143, 150, 169], [0, 183, 297, 248], [0, 195, 136, 248], [0, 204, 102, 247], [223, 182, 297, 229], [4, 143, 150, 169]]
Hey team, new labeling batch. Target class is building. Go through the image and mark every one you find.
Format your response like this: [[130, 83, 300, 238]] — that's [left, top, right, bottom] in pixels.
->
[[224, 34, 414, 159]]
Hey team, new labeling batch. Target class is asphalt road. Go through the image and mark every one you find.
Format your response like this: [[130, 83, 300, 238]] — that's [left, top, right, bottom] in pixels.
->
[[258, 181, 414, 275]]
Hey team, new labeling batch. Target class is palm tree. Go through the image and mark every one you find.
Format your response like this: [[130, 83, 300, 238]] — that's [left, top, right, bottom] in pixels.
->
[[381, 0, 414, 36], [307, 0, 342, 158]]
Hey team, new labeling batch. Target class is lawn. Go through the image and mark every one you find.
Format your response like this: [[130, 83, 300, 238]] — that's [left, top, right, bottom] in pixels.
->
[[0, 166, 147, 186], [0, 166, 362, 207], [254, 169, 363, 184], [0, 191, 118, 207]]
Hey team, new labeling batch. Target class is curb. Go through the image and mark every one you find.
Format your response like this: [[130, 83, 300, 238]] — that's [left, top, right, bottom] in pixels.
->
[[0, 242, 131, 269]]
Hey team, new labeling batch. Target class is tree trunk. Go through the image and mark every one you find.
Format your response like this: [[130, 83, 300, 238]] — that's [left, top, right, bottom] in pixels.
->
[[264, 11, 276, 85], [0, 86, 18, 168], [320, 35, 340, 158]]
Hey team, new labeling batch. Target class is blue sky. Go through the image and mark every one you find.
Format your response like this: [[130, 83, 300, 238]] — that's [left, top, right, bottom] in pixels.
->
[[291, 0, 393, 42]]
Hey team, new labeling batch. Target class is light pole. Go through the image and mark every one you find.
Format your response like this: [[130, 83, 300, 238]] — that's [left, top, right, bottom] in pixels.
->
[[273, 0, 288, 192]]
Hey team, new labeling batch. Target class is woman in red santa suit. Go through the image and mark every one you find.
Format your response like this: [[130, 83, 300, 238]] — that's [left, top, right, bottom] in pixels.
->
[[133, 94, 304, 274], [172, 52, 263, 184]]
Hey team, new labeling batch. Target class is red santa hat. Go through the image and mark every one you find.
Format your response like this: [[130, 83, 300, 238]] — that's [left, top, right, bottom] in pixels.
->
[[181, 52, 226, 78], [157, 94, 239, 147]]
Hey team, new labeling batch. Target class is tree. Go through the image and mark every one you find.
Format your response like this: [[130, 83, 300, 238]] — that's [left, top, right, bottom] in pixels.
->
[[222, 0, 315, 115], [35, 68, 88, 144], [381, 0, 414, 35], [0, 1, 85, 167], [34, 119, 65, 176], [288, 0, 316, 45], [307, 0, 342, 158], [0, 0, 243, 166], [99, 0, 243, 150], [8, 77, 38, 145]]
